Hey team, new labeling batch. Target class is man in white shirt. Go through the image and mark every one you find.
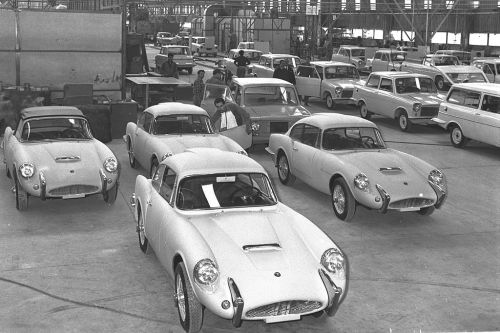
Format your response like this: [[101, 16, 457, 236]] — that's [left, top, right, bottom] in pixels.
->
[[211, 97, 251, 134]]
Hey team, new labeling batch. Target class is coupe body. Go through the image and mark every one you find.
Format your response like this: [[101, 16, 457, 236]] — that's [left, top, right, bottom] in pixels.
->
[[131, 148, 348, 332], [266, 114, 447, 221], [125, 102, 246, 177], [2, 106, 120, 210], [353, 72, 444, 131]]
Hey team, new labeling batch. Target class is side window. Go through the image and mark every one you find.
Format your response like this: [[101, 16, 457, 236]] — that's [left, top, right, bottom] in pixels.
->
[[483, 64, 494, 75], [143, 113, 153, 133], [366, 75, 380, 88], [464, 90, 481, 108], [381, 53, 389, 62], [297, 66, 313, 77], [300, 125, 321, 148], [374, 52, 382, 60], [481, 94, 500, 113], [314, 66, 323, 79], [379, 78, 393, 92], [423, 57, 431, 66], [152, 164, 167, 192], [289, 124, 304, 140], [159, 168, 176, 203], [259, 57, 265, 65], [447, 89, 466, 105]]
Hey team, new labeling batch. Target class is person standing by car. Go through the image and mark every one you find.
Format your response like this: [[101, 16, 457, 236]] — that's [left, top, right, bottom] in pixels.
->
[[273, 60, 296, 85], [234, 50, 251, 78], [206, 69, 225, 85], [160, 53, 179, 79], [192, 70, 205, 107], [300, 56, 312, 106], [212, 97, 251, 134]]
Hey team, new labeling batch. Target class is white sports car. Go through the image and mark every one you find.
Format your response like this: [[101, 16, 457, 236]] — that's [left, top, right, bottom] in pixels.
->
[[131, 148, 348, 332], [266, 113, 447, 221], [125, 102, 247, 177]]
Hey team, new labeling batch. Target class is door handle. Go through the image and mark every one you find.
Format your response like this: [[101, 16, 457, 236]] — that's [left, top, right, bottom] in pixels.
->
[[292, 147, 298, 151], [147, 199, 152, 206]]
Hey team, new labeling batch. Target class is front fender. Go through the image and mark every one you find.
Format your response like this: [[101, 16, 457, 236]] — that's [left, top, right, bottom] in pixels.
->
[[125, 122, 138, 145]]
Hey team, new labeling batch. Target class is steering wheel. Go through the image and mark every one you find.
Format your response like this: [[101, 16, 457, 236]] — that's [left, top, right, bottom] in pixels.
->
[[61, 128, 83, 139], [177, 188, 197, 209], [229, 186, 260, 205], [360, 136, 375, 148]]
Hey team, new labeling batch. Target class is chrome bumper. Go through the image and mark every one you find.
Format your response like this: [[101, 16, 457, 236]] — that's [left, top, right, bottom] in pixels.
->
[[228, 277, 244, 328], [428, 180, 447, 209], [375, 184, 391, 213], [318, 269, 342, 317]]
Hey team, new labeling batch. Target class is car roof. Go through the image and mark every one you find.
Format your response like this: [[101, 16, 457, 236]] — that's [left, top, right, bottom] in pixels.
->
[[144, 102, 209, 117], [163, 45, 189, 49], [473, 58, 500, 63], [261, 54, 300, 58], [310, 61, 356, 67], [375, 49, 406, 53], [339, 45, 364, 49], [230, 48, 262, 53], [369, 71, 431, 79], [297, 113, 377, 129], [451, 83, 500, 95], [438, 65, 484, 72], [20, 106, 84, 119], [164, 148, 266, 177], [232, 77, 294, 87]]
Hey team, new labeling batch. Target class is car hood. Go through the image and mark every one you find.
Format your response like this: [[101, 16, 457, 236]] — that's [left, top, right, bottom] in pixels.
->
[[154, 134, 240, 154], [22, 140, 102, 165], [324, 79, 357, 89], [398, 93, 442, 105], [243, 105, 310, 119]]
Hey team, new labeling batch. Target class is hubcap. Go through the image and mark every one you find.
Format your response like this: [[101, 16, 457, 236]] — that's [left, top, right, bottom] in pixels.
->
[[361, 105, 367, 117], [452, 128, 462, 143], [327, 96, 333, 108], [400, 116, 407, 129], [138, 216, 145, 245], [278, 157, 289, 180], [333, 185, 346, 214], [176, 274, 186, 321]]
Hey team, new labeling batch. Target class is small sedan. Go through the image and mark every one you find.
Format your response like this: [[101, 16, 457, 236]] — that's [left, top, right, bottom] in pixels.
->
[[354, 72, 444, 131], [251, 54, 302, 78], [266, 113, 447, 221], [220, 48, 263, 77], [2, 106, 120, 210], [125, 102, 247, 177], [131, 147, 348, 332]]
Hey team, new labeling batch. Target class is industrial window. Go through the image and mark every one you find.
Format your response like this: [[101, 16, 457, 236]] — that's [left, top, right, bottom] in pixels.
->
[[370, 0, 376, 10], [446, 0, 454, 8], [472, 0, 479, 8], [355, 0, 361, 10], [405, 0, 412, 9], [341, 0, 347, 10], [424, 0, 432, 9]]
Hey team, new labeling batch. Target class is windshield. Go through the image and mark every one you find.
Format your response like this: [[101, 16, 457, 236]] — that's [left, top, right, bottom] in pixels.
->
[[153, 114, 213, 135], [445, 72, 487, 83], [166, 47, 188, 55], [195, 37, 205, 43], [322, 127, 386, 150], [390, 52, 407, 61], [176, 173, 277, 210], [434, 56, 460, 66], [272, 57, 300, 68], [395, 77, 437, 93], [351, 49, 365, 57], [325, 66, 360, 80], [21, 117, 92, 141], [244, 85, 300, 106]]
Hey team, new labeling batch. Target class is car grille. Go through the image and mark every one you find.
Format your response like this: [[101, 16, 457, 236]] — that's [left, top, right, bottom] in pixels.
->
[[389, 198, 434, 209], [341, 90, 353, 98], [49, 185, 99, 196], [420, 106, 439, 117], [270, 122, 289, 133], [246, 300, 322, 318]]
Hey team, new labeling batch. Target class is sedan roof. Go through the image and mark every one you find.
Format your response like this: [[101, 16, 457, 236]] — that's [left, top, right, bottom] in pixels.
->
[[164, 148, 266, 178], [296, 113, 377, 130], [451, 83, 500, 95], [370, 71, 433, 79], [20, 106, 84, 119], [310, 61, 356, 67], [145, 102, 209, 117], [232, 77, 294, 87]]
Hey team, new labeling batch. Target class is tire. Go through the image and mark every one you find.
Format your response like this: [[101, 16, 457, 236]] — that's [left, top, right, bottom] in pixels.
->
[[359, 102, 371, 119], [398, 111, 412, 132], [435, 76, 445, 90], [187, 68, 193, 75], [331, 178, 356, 222], [175, 262, 204, 333], [450, 125, 467, 148], [127, 138, 137, 169], [418, 206, 435, 216], [150, 158, 159, 178], [15, 175, 28, 211], [277, 153, 296, 185], [137, 207, 152, 254], [325, 93, 335, 110], [103, 183, 119, 205], [6, 165, 11, 179]]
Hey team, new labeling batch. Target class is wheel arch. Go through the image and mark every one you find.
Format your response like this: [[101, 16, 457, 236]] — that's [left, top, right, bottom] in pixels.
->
[[394, 107, 408, 119], [445, 121, 461, 132], [329, 173, 345, 192]]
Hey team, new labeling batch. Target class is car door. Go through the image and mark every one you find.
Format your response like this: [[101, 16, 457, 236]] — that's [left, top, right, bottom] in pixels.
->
[[134, 112, 154, 165], [144, 164, 167, 252], [371, 52, 384, 72], [156, 167, 178, 268], [296, 65, 321, 98], [361, 74, 381, 112], [375, 77, 395, 117], [476, 93, 500, 146], [444, 88, 478, 138], [290, 124, 321, 186]]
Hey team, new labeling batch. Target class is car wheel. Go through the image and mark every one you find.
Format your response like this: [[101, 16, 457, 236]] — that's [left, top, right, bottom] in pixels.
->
[[15, 175, 28, 211], [331, 178, 356, 222], [450, 125, 467, 148], [325, 93, 335, 109], [175, 262, 204, 333], [359, 102, 371, 119], [103, 183, 119, 205], [435, 76, 445, 90], [398, 111, 412, 132], [6, 165, 11, 179], [418, 206, 435, 216], [188, 68, 193, 74], [137, 206, 152, 254], [277, 153, 296, 185], [127, 138, 137, 168], [150, 158, 159, 178]]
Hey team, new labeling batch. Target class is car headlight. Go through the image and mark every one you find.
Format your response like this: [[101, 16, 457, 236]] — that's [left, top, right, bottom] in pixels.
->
[[251, 122, 260, 132], [19, 163, 35, 178], [104, 157, 118, 173], [321, 248, 345, 274], [161, 152, 173, 161], [335, 87, 343, 96], [428, 169, 445, 188], [354, 173, 369, 191], [194, 259, 219, 286], [413, 103, 422, 114]]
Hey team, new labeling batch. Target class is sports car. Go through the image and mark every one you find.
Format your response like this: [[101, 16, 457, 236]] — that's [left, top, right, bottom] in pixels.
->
[[2, 106, 120, 210], [266, 113, 447, 221], [125, 102, 247, 177], [131, 148, 348, 332]]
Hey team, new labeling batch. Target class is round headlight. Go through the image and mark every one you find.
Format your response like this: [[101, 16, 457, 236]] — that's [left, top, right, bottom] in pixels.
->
[[321, 248, 345, 274], [104, 157, 118, 173], [251, 122, 260, 132], [194, 259, 219, 286], [161, 152, 173, 161], [428, 169, 445, 187], [413, 103, 422, 113], [19, 163, 35, 178], [335, 87, 343, 96], [354, 173, 369, 191]]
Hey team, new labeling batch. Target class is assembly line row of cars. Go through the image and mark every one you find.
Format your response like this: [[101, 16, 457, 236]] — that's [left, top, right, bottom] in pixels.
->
[[1, 47, 497, 332]]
